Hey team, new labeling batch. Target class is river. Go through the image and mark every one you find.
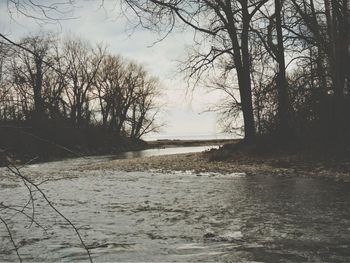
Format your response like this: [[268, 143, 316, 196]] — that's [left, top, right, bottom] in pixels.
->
[[1, 146, 350, 262]]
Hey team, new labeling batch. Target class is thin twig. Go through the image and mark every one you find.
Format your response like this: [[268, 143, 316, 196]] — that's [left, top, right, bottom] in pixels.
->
[[0, 215, 22, 263], [6, 165, 93, 263], [0, 203, 47, 231]]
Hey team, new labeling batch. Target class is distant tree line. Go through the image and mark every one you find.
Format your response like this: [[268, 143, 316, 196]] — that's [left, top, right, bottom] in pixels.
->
[[122, 0, 350, 148], [0, 34, 162, 139]]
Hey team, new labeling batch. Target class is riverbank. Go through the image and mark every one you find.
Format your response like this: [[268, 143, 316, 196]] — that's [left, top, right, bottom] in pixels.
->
[[147, 139, 237, 148], [87, 145, 350, 182], [0, 123, 233, 166], [0, 124, 147, 166]]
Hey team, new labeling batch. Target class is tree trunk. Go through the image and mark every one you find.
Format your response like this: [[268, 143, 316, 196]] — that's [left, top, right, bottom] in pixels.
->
[[327, 0, 348, 143], [238, 70, 256, 142], [33, 57, 45, 125], [224, 0, 256, 142], [274, 0, 291, 141], [241, 1, 256, 142]]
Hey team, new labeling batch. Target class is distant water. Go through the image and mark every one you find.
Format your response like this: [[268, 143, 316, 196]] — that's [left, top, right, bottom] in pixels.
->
[[143, 132, 239, 141], [113, 145, 220, 159]]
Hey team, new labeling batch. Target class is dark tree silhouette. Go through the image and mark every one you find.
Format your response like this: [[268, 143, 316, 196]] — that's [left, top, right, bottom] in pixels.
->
[[121, 0, 274, 142]]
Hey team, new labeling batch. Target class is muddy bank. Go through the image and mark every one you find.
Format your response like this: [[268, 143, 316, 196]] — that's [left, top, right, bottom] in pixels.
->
[[87, 151, 350, 182]]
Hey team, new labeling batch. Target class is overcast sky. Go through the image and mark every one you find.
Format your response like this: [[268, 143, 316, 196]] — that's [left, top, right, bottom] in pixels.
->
[[0, 0, 233, 140]]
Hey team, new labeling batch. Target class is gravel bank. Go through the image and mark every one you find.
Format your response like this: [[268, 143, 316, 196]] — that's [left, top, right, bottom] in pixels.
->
[[85, 151, 350, 181], [87, 152, 272, 174]]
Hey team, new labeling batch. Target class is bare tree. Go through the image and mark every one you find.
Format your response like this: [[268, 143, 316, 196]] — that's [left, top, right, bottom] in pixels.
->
[[0, 41, 15, 121], [62, 37, 105, 127], [20, 36, 46, 119], [121, 0, 275, 142], [93, 54, 163, 138], [8, 35, 60, 124], [127, 75, 163, 138], [288, 0, 350, 142], [93, 54, 125, 129], [5, 0, 76, 22], [272, 0, 292, 140]]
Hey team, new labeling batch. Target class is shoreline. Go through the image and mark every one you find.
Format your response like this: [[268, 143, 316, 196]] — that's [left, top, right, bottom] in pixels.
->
[[86, 151, 350, 182], [1, 138, 230, 167], [146, 139, 238, 148]]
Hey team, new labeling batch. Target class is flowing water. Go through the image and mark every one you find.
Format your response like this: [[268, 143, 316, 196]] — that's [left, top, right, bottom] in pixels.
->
[[1, 147, 350, 262]]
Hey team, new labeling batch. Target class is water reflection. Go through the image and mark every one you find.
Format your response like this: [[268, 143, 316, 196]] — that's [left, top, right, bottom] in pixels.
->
[[113, 145, 220, 159]]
